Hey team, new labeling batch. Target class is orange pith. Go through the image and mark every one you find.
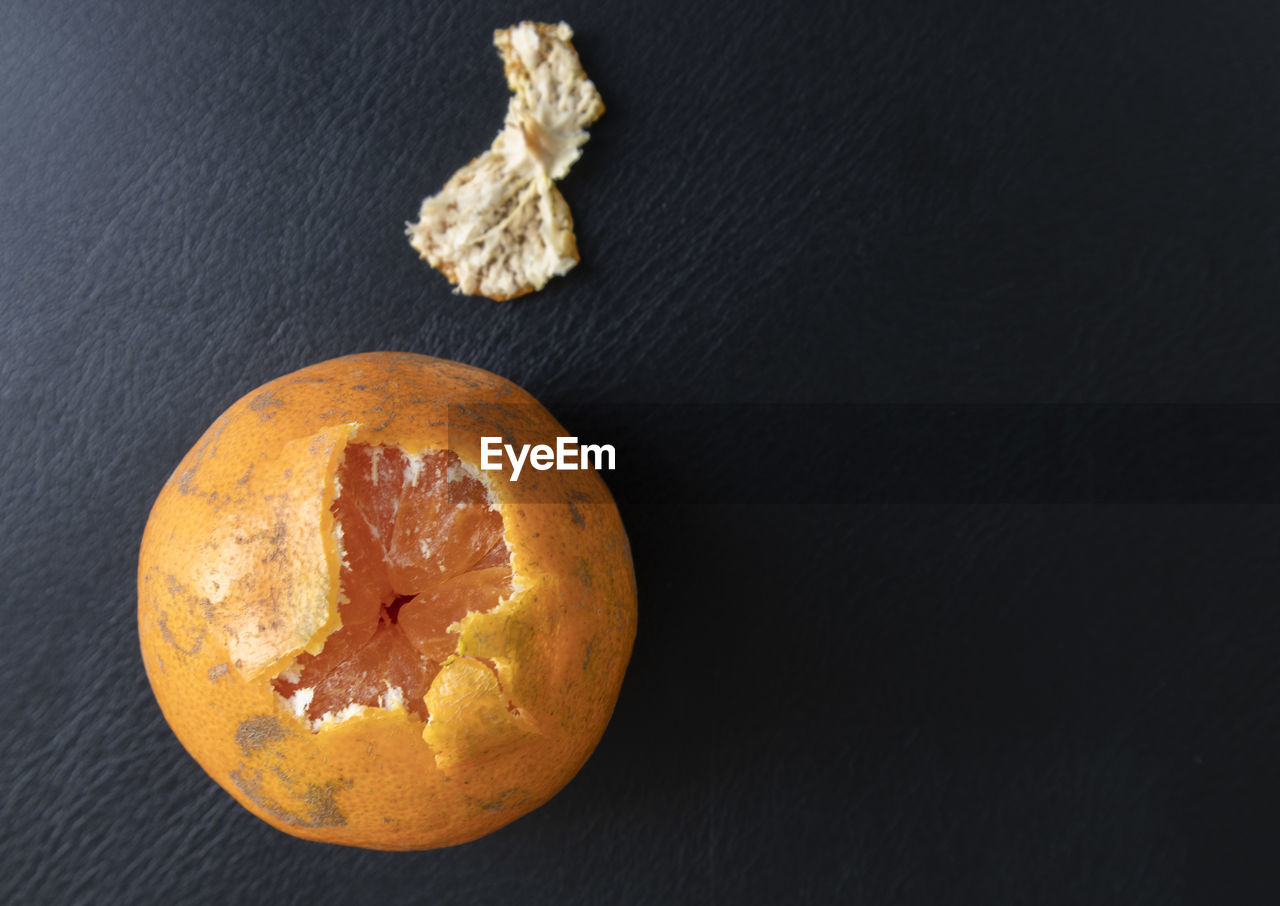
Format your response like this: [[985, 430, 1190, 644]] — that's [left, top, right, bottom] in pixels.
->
[[271, 444, 513, 725]]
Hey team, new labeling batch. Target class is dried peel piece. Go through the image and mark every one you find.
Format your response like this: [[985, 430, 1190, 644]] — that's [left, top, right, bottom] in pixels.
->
[[407, 21, 605, 301]]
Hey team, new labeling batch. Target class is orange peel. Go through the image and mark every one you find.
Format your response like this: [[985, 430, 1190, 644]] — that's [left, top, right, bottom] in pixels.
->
[[406, 22, 605, 300]]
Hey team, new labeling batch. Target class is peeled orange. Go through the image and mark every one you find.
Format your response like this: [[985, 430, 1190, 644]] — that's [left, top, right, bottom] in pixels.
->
[[137, 352, 637, 849]]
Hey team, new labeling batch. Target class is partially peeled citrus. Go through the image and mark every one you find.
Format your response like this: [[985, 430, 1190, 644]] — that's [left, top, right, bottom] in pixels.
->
[[137, 352, 637, 849]]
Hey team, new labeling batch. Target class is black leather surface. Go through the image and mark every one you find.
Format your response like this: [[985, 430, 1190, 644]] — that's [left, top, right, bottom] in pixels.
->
[[3, 0, 1280, 903]]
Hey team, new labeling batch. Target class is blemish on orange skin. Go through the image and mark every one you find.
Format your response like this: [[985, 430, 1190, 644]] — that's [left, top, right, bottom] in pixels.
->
[[249, 390, 285, 419], [229, 767, 348, 829], [235, 716, 288, 753], [157, 611, 205, 657]]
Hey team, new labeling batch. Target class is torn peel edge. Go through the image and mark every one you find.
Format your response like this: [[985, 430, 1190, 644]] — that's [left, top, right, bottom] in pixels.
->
[[303, 425, 355, 662], [421, 654, 542, 768], [476, 656, 524, 717], [272, 621, 536, 738], [228, 422, 358, 683], [282, 685, 401, 735], [268, 656, 540, 779], [258, 434, 529, 735]]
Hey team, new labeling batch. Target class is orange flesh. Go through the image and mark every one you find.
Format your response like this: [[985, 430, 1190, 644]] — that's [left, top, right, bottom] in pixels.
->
[[271, 444, 511, 724]]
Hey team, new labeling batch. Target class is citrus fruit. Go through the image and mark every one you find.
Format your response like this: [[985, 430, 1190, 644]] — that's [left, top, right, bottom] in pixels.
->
[[137, 352, 637, 849]]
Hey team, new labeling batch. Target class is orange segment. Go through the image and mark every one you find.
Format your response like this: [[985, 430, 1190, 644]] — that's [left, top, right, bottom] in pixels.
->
[[399, 567, 513, 662], [340, 444, 408, 553], [306, 626, 432, 721], [270, 443, 512, 725], [331, 498, 390, 650], [385, 453, 451, 593], [387, 465, 506, 591]]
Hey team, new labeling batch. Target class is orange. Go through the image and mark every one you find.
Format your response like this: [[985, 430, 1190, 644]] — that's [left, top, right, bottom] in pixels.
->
[[137, 352, 637, 849]]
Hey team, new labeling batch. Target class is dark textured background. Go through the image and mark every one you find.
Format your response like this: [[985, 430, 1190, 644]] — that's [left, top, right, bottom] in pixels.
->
[[3, 0, 1280, 903]]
